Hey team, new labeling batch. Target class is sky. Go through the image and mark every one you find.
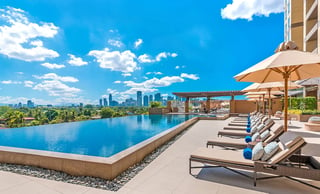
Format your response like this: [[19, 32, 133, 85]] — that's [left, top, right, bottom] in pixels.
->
[[0, 0, 284, 105]]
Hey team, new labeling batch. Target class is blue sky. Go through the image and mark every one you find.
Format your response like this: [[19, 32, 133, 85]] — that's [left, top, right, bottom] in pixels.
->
[[0, 0, 284, 105]]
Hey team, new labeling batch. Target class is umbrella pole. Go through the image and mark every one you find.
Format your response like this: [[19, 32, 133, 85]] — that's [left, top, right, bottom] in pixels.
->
[[268, 88, 271, 118], [262, 94, 265, 115], [284, 73, 289, 132]]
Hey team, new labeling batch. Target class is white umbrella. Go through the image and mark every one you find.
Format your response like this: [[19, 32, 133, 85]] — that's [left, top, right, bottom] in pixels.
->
[[235, 41, 320, 131]]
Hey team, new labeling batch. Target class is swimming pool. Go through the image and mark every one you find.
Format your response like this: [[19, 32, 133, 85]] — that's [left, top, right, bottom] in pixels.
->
[[0, 114, 194, 157]]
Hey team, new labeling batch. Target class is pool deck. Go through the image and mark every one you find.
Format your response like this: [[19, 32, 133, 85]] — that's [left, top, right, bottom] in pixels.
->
[[0, 118, 319, 194]]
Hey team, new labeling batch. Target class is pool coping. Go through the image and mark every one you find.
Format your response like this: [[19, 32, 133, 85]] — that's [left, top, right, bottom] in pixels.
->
[[0, 116, 199, 180]]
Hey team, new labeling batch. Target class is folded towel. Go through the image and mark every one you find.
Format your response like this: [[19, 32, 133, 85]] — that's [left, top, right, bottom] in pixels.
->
[[246, 127, 251, 133], [243, 147, 252, 160], [245, 136, 252, 143]]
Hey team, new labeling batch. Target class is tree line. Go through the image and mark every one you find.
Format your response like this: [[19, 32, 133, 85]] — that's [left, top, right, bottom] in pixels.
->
[[0, 105, 149, 128]]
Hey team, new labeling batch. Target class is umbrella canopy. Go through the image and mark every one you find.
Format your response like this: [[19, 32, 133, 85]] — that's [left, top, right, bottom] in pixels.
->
[[234, 41, 320, 131], [242, 81, 301, 118]]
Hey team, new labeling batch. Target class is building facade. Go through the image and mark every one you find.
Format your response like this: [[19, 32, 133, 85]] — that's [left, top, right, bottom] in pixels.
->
[[143, 95, 149, 106], [137, 91, 142, 106], [285, 0, 317, 53]]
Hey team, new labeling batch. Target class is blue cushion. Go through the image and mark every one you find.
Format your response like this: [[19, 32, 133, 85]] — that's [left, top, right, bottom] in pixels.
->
[[245, 136, 252, 143], [243, 147, 252, 160], [246, 127, 251, 133], [261, 142, 279, 161], [252, 142, 264, 160]]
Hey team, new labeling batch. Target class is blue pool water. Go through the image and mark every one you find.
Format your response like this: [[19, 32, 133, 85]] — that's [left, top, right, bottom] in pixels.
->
[[0, 114, 194, 157]]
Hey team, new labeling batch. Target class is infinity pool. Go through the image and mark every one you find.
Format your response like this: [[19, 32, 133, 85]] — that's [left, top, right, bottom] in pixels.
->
[[0, 114, 194, 157]]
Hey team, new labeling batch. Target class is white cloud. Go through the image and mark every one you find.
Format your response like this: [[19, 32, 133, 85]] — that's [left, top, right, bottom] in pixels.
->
[[146, 72, 162, 75], [124, 76, 184, 88], [138, 52, 177, 63], [0, 6, 59, 61], [221, 0, 283, 21], [67, 54, 88, 66], [33, 73, 78, 82], [114, 80, 121, 84], [89, 48, 138, 73], [123, 87, 158, 95], [107, 39, 123, 48], [16, 72, 24, 75], [1, 80, 22, 84], [24, 80, 34, 87], [134, 38, 143, 48], [138, 54, 153, 63], [180, 73, 200, 80], [175, 66, 180, 69], [33, 80, 81, 97], [122, 73, 132, 77], [155, 52, 178, 61], [41, 62, 65, 69]]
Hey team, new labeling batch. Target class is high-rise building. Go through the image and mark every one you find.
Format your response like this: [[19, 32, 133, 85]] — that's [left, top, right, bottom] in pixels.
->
[[99, 99, 103, 107], [167, 96, 174, 101], [109, 94, 113, 106], [137, 91, 142, 106], [143, 95, 149, 106], [154, 93, 161, 102], [284, 0, 314, 52], [103, 98, 108, 107], [27, 100, 34, 108], [149, 94, 153, 102]]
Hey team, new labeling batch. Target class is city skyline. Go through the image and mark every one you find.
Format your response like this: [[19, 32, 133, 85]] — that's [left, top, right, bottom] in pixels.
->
[[0, 1, 284, 105]]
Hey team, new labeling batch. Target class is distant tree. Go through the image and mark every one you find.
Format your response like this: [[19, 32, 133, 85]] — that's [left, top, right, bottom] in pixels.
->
[[100, 107, 115, 118], [45, 109, 58, 121], [150, 101, 162, 108]]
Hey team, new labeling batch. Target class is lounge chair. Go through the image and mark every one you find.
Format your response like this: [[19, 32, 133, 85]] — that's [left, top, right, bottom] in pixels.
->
[[226, 117, 269, 129], [207, 124, 284, 149], [189, 136, 320, 189], [218, 119, 274, 138]]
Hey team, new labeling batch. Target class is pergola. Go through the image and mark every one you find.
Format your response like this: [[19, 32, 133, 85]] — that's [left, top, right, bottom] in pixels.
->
[[172, 91, 245, 113]]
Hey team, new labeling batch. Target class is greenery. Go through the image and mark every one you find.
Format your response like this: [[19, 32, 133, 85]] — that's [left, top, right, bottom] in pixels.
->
[[288, 109, 320, 115], [150, 101, 162, 108], [0, 105, 149, 128], [287, 97, 317, 110]]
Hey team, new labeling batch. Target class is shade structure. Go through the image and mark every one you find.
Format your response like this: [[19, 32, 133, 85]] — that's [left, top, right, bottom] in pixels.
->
[[242, 81, 301, 118], [234, 41, 320, 132]]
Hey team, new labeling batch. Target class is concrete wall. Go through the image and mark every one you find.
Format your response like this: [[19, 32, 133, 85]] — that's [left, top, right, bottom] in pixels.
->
[[230, 99, 283, 115]]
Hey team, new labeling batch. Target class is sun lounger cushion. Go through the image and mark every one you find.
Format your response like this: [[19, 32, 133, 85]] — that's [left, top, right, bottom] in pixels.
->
[[251, 132, 260, 142], [261, 142, 279, 161], [252, 142, 264, 161], [251, 126, 258, 133], [260, 130, 270, 141], [257, 124, 265, 132]]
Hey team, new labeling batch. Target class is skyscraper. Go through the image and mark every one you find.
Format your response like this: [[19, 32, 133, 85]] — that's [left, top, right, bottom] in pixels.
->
[[149, 94, 153, 102], [137, 91, 142, 106], [109, 94, 113, 106], [27, 100, 34, 108], [99, 99, 103, 107], [103, 98, 108, 107], [143, 95, 149, 106], [154, 93, 161, 102]]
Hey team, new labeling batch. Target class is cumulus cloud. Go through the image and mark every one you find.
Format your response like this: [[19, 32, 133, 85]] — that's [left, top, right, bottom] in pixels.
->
[[1, 80, 22, 84], [134, 38, 143, 48], [107, 39, 123, 48], [122, 73, 132, 77], [155, 52, 178, 61], [180, 73, 200, 80], [138, 54, 153, 63], [41, 62, 65, 69], [67, 54, 88, 66], [146, 72, 162, 75], [114, 80, 121, 84], [24, 80, 34, 87], [33, 80, 80, 97], [0, 6, 59, 61], [124, 76, 184, 88], [33, 73, 78, 82], [138, 52, 178, 63], [221, 0, 283, 21], [89, 48, 138, 73]]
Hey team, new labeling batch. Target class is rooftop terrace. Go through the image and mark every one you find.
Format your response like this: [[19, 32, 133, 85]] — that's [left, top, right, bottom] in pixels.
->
[[0, 118, 319, 194]]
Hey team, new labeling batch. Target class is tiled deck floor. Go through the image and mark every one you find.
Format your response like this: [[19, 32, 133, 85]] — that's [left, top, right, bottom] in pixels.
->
[[0, 118, 319, 194]]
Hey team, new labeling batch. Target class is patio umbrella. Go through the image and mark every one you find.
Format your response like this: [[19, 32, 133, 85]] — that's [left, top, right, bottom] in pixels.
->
[[242, 81, 301, 118], [234, 41, 320, 131]]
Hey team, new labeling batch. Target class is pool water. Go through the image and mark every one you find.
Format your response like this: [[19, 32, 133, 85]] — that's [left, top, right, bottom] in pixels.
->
[[0, 114, 194, 157]]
